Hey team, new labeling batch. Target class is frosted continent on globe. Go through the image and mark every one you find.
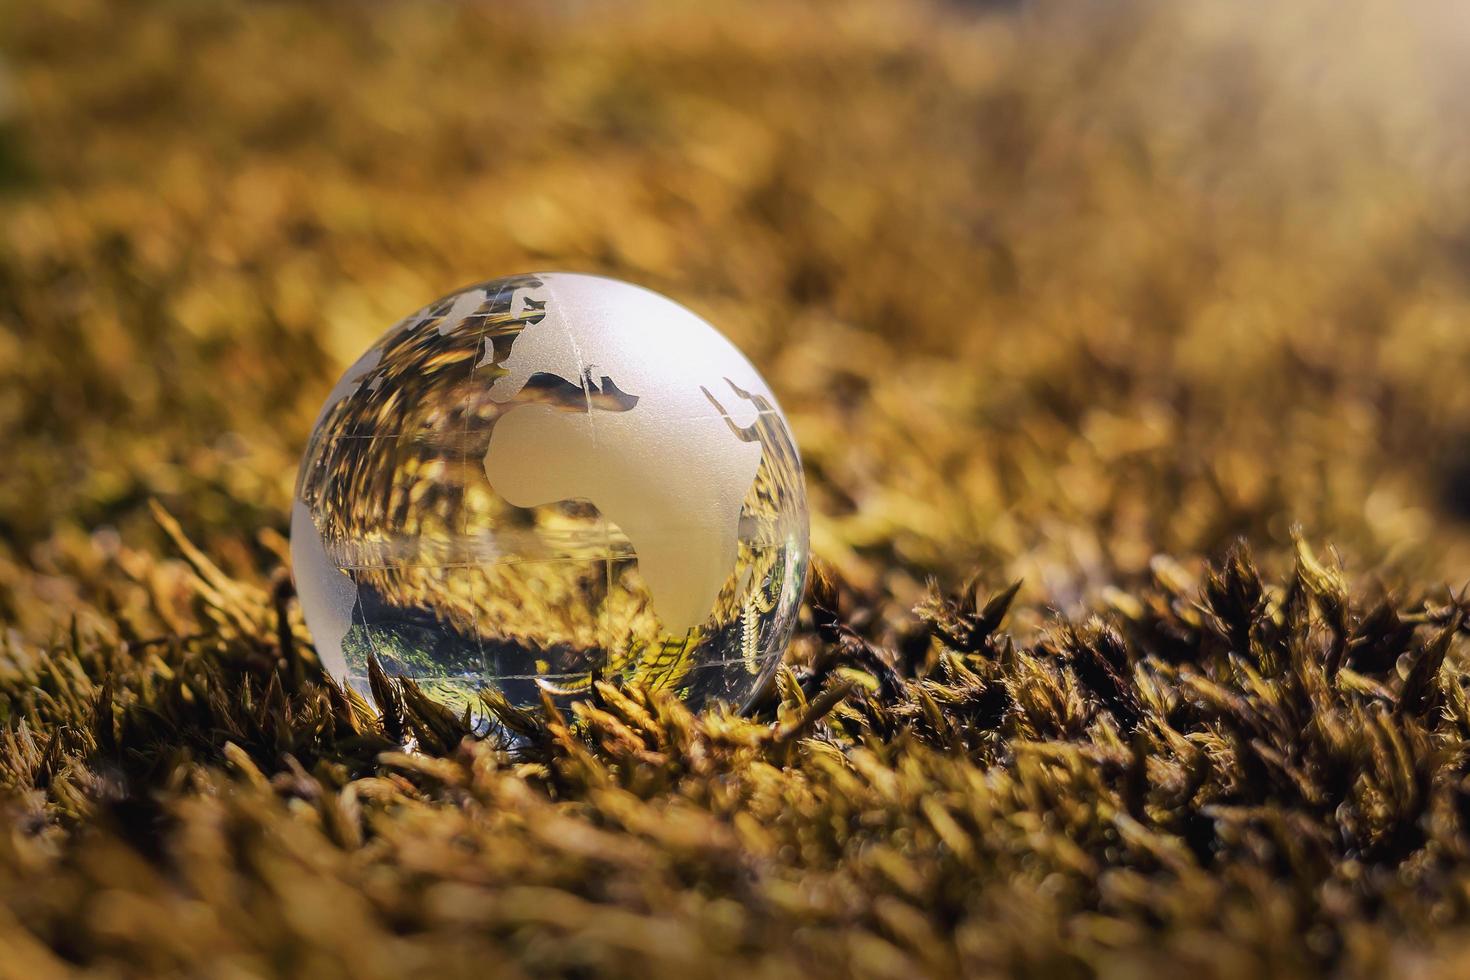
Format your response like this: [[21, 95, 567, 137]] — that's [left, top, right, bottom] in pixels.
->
[[291, 274, 809, 715]]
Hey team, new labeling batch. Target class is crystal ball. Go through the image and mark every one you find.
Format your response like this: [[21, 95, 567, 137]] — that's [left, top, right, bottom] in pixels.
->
[[291, 273, 809, 716]]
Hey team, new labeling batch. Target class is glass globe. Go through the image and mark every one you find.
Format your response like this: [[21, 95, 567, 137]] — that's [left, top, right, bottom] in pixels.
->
[[291, 273, 809, 718]]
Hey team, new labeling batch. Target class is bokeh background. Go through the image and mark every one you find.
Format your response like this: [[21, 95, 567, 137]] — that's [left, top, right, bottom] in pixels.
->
[[4, 0, 1470, 976], [5, 0, 1470, 630]]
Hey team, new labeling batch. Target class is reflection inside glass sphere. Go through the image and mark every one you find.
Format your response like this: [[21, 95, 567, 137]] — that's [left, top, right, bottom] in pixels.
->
[[292, 273, 810, 720]]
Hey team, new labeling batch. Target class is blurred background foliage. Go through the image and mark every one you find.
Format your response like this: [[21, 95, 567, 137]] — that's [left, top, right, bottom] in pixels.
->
[[4, 0, 1469, 639]]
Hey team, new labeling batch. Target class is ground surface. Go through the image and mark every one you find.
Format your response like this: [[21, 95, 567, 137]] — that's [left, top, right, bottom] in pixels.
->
[[2, 0, 1470, 977]]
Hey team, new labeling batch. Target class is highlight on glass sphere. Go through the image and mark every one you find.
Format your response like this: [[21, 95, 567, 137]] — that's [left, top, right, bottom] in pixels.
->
[[291, 273, 810, 718]]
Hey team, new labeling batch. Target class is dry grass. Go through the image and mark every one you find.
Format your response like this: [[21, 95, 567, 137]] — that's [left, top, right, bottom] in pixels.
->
[[3, 0, 1470, 976]]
